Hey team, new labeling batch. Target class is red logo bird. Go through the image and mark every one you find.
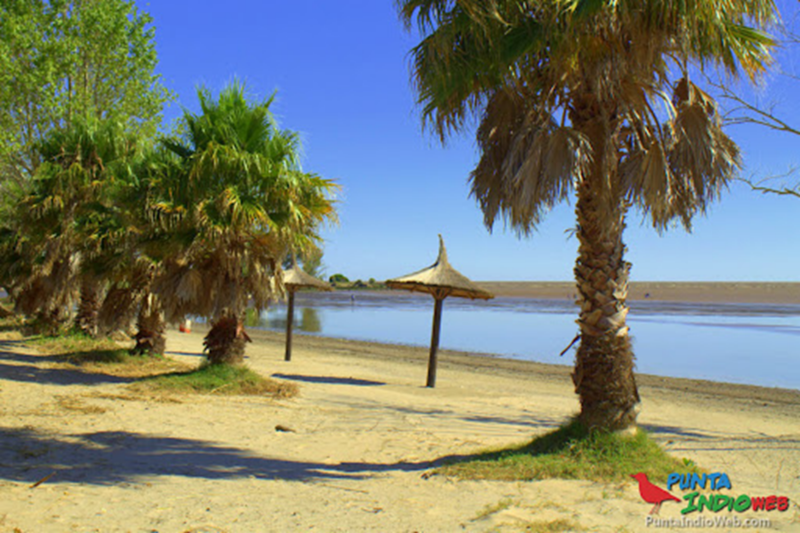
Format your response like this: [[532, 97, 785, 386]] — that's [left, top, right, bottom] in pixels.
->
[[631, 472, 681, 514]]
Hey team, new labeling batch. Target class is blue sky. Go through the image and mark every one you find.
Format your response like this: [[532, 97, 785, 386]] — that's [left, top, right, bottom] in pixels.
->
[[144, 1, 800, 282]]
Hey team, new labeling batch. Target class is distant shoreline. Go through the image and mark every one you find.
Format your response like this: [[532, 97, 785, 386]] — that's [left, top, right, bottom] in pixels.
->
[[351, 281, 800, 304], [467, 281, 800, 304]]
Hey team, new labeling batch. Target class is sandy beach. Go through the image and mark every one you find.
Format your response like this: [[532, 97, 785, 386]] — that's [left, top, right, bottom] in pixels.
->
[[1, 324, 798, 533]]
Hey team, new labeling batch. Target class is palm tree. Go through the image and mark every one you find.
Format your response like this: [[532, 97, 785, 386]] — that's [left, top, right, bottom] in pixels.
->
[[155, 82, 337, 365], [94, 147, 169, 353], [8, 118, 139, 335], [399, 0, 777, 430]]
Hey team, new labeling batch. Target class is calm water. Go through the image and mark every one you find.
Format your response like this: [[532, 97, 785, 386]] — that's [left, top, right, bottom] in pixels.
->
[[245, 291, 800, 390]]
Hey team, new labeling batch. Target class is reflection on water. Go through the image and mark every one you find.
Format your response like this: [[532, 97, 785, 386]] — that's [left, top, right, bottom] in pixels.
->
[[245, 307, 322, 333], [249, 291, 800, 390], [300, 307, 322, 333]]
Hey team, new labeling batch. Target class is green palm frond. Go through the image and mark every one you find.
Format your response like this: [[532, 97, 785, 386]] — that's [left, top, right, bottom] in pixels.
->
[[151, 81, 338, 322]]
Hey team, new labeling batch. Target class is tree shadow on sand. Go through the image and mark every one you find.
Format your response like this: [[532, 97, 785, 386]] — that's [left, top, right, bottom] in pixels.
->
[[641, 423, 800, 453], [271, 373, 385, 387], [0, 428, 460, 486], [3, 424, 793, 488], [0, 341, 136, 386], [0, 360, 134, 386]]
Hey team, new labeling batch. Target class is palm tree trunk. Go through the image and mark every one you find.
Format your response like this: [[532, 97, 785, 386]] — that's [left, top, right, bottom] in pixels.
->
[[204, 313, 251, 365], [36, 307, 67, 336], [75, 278, 102, 337], [571, 111, 640, 431], [132, 294, 166, 356]]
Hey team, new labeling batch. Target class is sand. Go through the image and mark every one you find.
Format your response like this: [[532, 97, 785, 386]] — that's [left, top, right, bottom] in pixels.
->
[[1, 328, 799, 533]]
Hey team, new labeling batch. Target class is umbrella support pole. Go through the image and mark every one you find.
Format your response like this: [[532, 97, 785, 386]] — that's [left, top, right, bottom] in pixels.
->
[[284, 290, 295, 362], [427, 297, 444, 388]]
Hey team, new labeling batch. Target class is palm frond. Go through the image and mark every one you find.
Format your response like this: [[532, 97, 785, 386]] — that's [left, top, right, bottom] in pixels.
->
[[399, 0, 777, 230]]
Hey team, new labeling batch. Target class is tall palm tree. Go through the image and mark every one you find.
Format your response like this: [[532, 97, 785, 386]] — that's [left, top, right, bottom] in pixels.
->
[[399, 0, 777, 430], [155, 82, 337, 365]]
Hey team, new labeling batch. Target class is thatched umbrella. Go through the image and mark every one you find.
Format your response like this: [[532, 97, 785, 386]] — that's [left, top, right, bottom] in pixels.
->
[[386, 235, 493, 387], [282, 258, 332, 362]]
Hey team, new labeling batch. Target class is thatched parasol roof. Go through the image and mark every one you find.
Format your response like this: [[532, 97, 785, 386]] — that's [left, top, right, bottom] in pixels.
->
[[386, 235, 493, 300], [283, 261, 333, 292], [385, 235, 493, 387]]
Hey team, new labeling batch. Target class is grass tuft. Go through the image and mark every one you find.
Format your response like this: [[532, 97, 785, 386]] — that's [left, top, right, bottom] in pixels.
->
[[27, 331, 125, 355], [133, 363, 298, 398], [438, 418, 699, 483], [473, 498, 515, 521], [27, 331, 188, 377], [522, 518, 584, 532]]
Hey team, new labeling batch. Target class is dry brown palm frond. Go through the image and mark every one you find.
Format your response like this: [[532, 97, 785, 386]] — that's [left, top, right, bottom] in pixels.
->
[[97, 286, 142, 335], [665, 79, 740, 225], [203, 315, 251, 365], [15, 253, 80, 319], [153, 261, 202, 324], [623, 140, 673, 224], [620, 78, 740, 230], [154, 228, 283, 325], [471, 87, 591, 234]]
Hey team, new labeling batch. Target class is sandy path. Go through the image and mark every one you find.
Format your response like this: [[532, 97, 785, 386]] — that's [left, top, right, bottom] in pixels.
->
[[1, 330, 798, 532]]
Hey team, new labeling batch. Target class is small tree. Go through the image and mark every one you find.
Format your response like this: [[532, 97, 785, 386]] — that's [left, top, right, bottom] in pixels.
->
[[154, 82, 337, 365], [329, 274, 349, 284], [6, 118, 140, 335]]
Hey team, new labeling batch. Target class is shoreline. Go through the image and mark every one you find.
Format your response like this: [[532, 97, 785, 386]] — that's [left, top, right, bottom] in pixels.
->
[[239, 328, 800, 411], [433, 281, 800, 304], [344, 281, 800, 304]]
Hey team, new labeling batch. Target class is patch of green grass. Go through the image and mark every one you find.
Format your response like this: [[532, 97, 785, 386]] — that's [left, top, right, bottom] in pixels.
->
[[0, 312, 24, 333], [27, 331, 126, 355], [134, 363, 298, 398], [438, 419, 699, 484], [65, 348, 134, 364], [29, 331, 135, 365]]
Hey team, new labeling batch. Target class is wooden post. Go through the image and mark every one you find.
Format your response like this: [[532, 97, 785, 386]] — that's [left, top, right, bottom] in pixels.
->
[[426, 296, 444, 388], [284, 289, 295, 362]]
